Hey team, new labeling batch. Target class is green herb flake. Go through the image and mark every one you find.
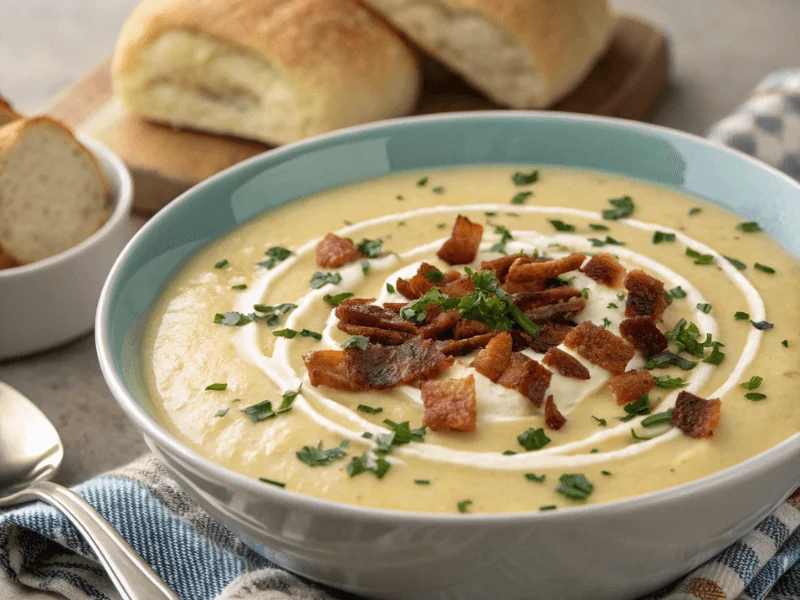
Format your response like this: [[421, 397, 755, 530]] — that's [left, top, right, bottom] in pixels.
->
[[414, 479, 431, 485], [724, 256, 747, 270], [745, 392, 767, 401], [357, 238, 383, 258], [631, 429, 657, 442], [357, 404, 383, 415], [347, 452, 391, 479], [669, 286, 687, 299], [310, 271, 343, 289], [702, 342, 725, 366], [258, 477, 286, 488], [589, 223, 609, 231], [231, 284, 248, 290], [524, 473, 546, 483], [601, 470, 612, 476], [361, 432, 373, 439], [323, 292, 354, 307], [686, 248, 714, 265], [396, 195, 404, 201], [436, 223, 446, 229], [641, 409, 674, 428], [556, 473, 594, 500], [296, 440, 349, 467], [258, 246, 292, 269], [251, 303, 297, 327], [457, 500, 473, 513], [512, 170, 539, 186], [734, 311, 750, 320], [740, 376, 763, 390], [602, 317, 612, 329], [417, 176, 429, 187], [644, 351, 698, 371], [511, 191, 533, 205], [386, 283, 395, 294], [590, 448, 599, 454], [361, 259, 370, 275], [688, 207, 702, 215], [214, 311, 253, 327], [215, 409, 229, 418], [697, 303, 712, 314], [736, 221, 762, 233], [782, 339, 789, 348], [424, 268, 445, 283], [653, 375, 688, 389], [751, 320, 774, 331], [588, 236, 625, 247], [214, 259, 230, 270], [342, 335, 370, 350], [241, 400, 278, 422], [617, 394, 651, 422], [501, 450, 517, 456], [592, 415, 607, 427], [754, 263, 775, 274], [273, 328, 322, 341], [580, 288, 590, 299], [490, 224, 514, 253], [517, 427, 551, 451], [382, 419, 426, 445], [607, 302, 618, 309], [205, 383, 228, 391], [653, 231, 676, 244], [279, 385, 302, 412], [549, 219, 576, 233], [602, 196, 635, 220], [432, 186, 445, 194], [539, 505, 557, 511]]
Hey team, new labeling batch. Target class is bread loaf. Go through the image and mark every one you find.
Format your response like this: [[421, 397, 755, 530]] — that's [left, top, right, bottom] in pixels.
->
[[0, 117, 110, 267], [112, 0, 422, 146], [360, 0, 615, 109]]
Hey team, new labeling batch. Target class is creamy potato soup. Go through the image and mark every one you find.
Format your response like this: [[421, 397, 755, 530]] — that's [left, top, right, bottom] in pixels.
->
[[144, 167, 800, 514]]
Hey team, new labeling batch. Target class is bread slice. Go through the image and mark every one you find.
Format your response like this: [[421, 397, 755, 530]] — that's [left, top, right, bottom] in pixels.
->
[[0, 95, 21, 127], [0, 117, 110, 267], [112, 0, 421, 146], [360, 0, 616, 109]]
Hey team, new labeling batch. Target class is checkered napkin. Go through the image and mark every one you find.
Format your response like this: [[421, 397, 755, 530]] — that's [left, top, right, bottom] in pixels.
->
[[2, 70, 800, 600]]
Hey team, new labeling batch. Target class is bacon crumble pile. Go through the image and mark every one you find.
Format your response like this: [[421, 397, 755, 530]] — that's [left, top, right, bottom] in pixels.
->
[[304, 216, 721, 440]]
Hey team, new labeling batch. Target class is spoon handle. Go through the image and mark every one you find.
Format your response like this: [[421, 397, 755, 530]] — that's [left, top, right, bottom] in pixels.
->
[[19, 480, 180, 600]]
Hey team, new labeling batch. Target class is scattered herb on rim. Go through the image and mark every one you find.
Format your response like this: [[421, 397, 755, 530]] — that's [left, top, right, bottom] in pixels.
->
[[214, 259, 229, 269], [736, 221, 762, 233], [258, 477, 285, 488], [653, 231, 676, 244], [205, 383, 227, 391], [556, 473, 594, 500], [342, 335, 370, 350], [517, 427, 551, 451], [417, 176, 429, 187], [549, 219, 575, 233], [323, 292, 354, 307], [296, 440, 349, 467], [357, 404, 383, 415], [310, 271, 342, 289], [512, 170, 539, 186], [724, 256, 747, 270], [525, 473, 546, 483], [602, 196, 634, 220], [511, 191, 533, 205], [258, 246, 292, 269], [754, 263, 775, 274], [734, 311, 750, 320]]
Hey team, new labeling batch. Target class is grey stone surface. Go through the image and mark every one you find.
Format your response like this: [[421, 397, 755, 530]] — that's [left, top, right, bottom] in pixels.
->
[[0, 0, 798, 487]]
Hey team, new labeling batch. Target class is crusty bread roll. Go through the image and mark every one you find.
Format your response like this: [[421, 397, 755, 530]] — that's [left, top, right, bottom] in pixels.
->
[[360, 0, 616, 109], [0, 95, 20, 127], [112, 0, 422, 146], [0, 117, 110, 267]]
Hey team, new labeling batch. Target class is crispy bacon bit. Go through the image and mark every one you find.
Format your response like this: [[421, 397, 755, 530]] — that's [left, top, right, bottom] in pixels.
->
[[545, 395, 567, 430], [563, 321, 635, 375], [395, 263, 459, 300], [346, 338, 453, 389], [479, 255, 542, 282], [316, 233, 360, 268], [441, 276, 477, 298], [420, 310, 460, 339], [335, 299, 418, 334], [421, 375, 477, 432], [528, 323, 574, 353], [624, 269, 668, 321], [619, 317, 668, 358], [337, 323, 413, 345], [437, 215, 484, 265], [303, 350, 362, 391], [499, 280, 547, 294], [470, 331, 513, 381], [454, 319, 490, 340], [580, 253, 627, 287], [542, 348, 590, 380], [506, 252, 586, 283], [441, 332, 500, 356], [496, 353, 552, 407], [524, 297, 587, 324], [382, 302, 406, 313], [511, 287, 581, 311], [672, 391, 722, 439], [609, 370, 655, 406]]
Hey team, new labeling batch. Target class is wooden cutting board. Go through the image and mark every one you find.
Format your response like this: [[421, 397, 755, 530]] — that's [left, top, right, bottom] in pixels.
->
[[45, 15, 668, 216]]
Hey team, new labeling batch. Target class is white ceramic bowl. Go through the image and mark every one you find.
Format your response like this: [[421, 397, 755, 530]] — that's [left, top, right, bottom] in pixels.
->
[[0, 134, 133, 360], [96, 113, 800, 600]]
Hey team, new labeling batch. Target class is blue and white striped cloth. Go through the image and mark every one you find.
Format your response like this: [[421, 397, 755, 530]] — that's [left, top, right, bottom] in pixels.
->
[[2, 69, 800, 600]]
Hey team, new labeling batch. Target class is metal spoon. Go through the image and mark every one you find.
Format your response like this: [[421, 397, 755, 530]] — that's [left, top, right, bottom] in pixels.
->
[[0, 382, 179, 600]]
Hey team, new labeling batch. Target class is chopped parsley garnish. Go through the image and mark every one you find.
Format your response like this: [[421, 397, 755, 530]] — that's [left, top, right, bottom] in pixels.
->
[[540, 505, 557, 511], [517, 427, 551, 451], [396, 195, 404, 201], [631, 429, 658, 442], [273, 328, 322, 340], [258, 477, 285, 488], [258, 246, 292, 269], [602, 196, 634, 220], [214, 259, 229, 269], [602, 317, 612, 329], [754, 263, 775, 274], [688, 207, 702, 215], [502, 450, 517, 456], [724, 256, 747, 270], [686, 248, 714, 265], [386, 283, 395, 294], [357, 238, 383, 258], [432, 186, 445, 194], [215, 409, 229, 417], [296, 440, 349, 466], [347, 453, 391, 478], [589, 223, 609, 231], [424, 268, 445, 282], [205, 383, 228, 391], [524, 473, 546, 483], [457, 500, 473, 513], [512, 170, 539, 186], [751, 320, 774, 330], [214, 311, 253, 326], [745, 392, 767, 401], [436, 223, 446, 229], [703, 342, 726, 365], [590, 448, 599, 453], [556, 474, 594, 500], [357, 404, 383, 415], [361, 259, 370, 275], [323, 292, 354, 307], [644, 351, 698, 371], [734, 311, 750, 320], [241, 385, 300, 422], [641, 409, 673, 428], [588, 236, 625, 247], [382, 419, 426, 445], [653, 375, 688, 389], [310, 271, 342, 289], [669, 286, 687, 299], [361, 432, 373, 439], [511, 191, 533, 204], [736, 221, 762, 233], [664, 319, 721, 360], [580, 288, 590, 300], [231, 284, 248, 290], [782, 339, 789, 347], [653, 231, 676, 244], [490, 225, 514, 253], [601, 470, 612, 476], [592, 415, 607, 426], [740, 376, 763, 390], [549, 220, 576, 233], [342, 335, 370, 350], [607, 302, 618, 309], [617, 394, 651, 422], [417, 176, 429, 187], [414, 479, 431, 485], [252, 303, 297, 327], [697, 303, 712, 314]]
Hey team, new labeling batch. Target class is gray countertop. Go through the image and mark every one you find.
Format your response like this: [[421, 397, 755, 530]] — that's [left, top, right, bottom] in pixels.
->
[[0, 0, 799, 487]]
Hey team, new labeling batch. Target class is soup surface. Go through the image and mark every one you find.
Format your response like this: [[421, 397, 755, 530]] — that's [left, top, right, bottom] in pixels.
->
[[143, 167, 799, 514]]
